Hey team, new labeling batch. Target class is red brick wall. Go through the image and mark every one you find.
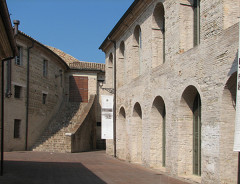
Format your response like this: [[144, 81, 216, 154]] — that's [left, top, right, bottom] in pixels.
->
[[69, 76, 88, 102]]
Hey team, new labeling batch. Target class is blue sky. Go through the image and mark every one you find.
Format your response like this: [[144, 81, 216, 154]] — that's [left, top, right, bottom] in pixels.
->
[[7, 0, 134, 63]]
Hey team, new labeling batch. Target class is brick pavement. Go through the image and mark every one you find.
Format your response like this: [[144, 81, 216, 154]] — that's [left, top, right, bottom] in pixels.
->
[[0, 151, 192, 184]]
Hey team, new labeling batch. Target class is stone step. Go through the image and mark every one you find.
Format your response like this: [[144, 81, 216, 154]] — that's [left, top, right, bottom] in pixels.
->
[[32, 102, 88, 153]]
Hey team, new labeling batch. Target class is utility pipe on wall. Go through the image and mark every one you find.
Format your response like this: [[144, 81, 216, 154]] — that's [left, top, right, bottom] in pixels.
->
[[25, 41, 34, 151], [1, 56, 15, 176], [108, 38, 117, 158]]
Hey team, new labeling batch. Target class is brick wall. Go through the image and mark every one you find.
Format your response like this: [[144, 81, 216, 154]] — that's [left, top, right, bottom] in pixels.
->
[[103, 0, 239, 183]]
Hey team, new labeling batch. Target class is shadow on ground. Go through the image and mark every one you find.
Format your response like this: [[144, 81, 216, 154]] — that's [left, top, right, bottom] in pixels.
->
[[0, 160, 106, 184]]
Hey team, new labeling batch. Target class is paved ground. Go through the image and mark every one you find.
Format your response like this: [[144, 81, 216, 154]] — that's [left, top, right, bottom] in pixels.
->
[[0, 151, 191, 184]]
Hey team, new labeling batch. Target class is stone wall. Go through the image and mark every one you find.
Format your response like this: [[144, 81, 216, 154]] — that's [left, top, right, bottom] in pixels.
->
[[4, 34, 67, 151], [102, 0, 239, 183], [71, 95, 96, 153]]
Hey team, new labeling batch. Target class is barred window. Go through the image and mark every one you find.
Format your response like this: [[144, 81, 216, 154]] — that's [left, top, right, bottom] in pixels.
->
[[15, 46, 22, 65]]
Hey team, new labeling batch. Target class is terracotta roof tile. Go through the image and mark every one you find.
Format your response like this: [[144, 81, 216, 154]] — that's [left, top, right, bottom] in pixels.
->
[[47, 46, 105, 72]]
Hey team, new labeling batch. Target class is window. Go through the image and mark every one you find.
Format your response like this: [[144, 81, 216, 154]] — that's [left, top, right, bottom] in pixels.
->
[[193, 93, 201, 176], [42, 93, 47, 104], [43, 59, 48, 77], [14, 119, 21, 138], [97, 122, 101, 127], [108, 53, 113, 68], [14, 85, 22, 99], [162, 105, 166, 167], [119, 41, 125, 86], [133, 25, 142, 77], [15, 46, 22, 65], [152, 3, 165, 67], [179, 1, 200, 52], [193, 0, 200, 46]]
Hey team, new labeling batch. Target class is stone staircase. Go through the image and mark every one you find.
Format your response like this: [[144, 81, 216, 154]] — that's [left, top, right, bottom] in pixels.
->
[[32, 102, 88, 153]]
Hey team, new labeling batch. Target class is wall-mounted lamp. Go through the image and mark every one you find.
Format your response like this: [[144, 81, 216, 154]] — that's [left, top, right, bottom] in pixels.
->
[[98, 79, 114, 94]]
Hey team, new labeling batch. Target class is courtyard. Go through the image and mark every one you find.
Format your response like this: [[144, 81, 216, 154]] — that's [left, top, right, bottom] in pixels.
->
[[0, 151, 191, 184]]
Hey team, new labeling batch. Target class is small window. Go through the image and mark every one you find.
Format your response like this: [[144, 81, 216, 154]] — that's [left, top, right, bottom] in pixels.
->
[[14, 85, 22, 98], [14, 119, 21, 138], [43, 59, 48, 77], [108, 53, 113, 68], [15, 46, 22, 65], [97, 122, 101, 127], [42, 93, 47, 104]]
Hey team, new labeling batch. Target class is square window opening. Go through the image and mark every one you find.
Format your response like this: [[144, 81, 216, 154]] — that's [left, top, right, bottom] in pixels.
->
[[42, 93, 47, 104], [14, 119, 21, 139], [14, 85, 22, 99]]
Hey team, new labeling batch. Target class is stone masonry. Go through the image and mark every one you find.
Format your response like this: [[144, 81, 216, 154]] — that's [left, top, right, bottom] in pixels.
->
[[100, 0, 240, 183]]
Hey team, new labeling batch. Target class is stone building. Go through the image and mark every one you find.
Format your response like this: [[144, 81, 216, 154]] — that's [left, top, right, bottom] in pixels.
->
[[3, 27, 105, 153], [0, 0, 18, 175], [99, 0, 239, 183]]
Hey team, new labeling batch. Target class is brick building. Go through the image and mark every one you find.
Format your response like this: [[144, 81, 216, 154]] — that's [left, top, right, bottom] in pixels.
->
[[3, 26, 105, 153], [99, 0, 239, 183]]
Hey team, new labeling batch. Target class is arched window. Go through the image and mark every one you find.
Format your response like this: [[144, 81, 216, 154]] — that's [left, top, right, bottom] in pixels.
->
[[179, 0, 200, 52], [133, 25, 142, 78], [109, 53, 113, 68], [120, 41, 125, 57], [193, 0, 200, 46], [107, 53, 113, 87], [152, 3, 165, 68], [118, 41, 125, 87]]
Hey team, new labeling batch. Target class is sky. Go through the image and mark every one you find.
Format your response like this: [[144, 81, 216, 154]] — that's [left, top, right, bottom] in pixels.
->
[[7, 0, 135, 64]]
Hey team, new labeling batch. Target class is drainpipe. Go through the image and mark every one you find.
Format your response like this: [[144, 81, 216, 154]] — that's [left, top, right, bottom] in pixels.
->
[[1, 56, 15, 176], [1, 19, 20, 176], [25, 41, 34, 151], [6, 60, 12, 98], [108, 38, 117, 158], [113, 41, 117, 158]]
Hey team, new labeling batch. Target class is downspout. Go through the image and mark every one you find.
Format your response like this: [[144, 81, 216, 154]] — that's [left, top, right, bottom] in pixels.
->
[[108, 38, 117, 158], [113, 41, 116, 158], [1, 19, 19, 176], [1, 56, 15, 176], [6, 60, 12, 98], [25, 41, 34, 151]]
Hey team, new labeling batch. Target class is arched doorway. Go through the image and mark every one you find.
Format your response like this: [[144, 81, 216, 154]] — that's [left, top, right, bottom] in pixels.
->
[[131, 102, 142, 163], [179, 85, 201, 176], [150, 96, 166, 168]]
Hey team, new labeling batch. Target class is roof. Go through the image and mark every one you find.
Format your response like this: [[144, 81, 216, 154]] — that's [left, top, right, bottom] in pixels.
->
[[0, 0, 18, 58], [18, 31, 69, 70], [47, 46, 105, 72]]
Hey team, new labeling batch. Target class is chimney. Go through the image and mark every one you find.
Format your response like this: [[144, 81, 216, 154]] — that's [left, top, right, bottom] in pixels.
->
[[13, 20, 20, 35]]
